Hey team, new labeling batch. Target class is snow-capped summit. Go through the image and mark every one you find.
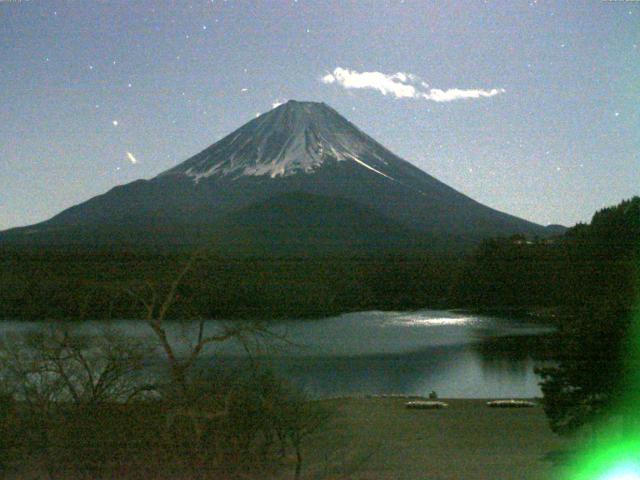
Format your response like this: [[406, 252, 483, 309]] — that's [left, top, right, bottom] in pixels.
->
[[160, 100, 394, 182]]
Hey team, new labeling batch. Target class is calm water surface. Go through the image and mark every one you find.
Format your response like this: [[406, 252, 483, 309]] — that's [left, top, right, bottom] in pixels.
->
[[0, 310, 554, 399]]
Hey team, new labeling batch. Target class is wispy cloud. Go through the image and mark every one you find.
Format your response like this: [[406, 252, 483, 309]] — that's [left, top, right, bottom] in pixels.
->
[[424, 88, 506, 102], [321, 68, 505, 102]]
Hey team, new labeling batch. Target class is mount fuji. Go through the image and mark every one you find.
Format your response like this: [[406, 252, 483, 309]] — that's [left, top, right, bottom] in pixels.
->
[[0, 100, 554, 251]]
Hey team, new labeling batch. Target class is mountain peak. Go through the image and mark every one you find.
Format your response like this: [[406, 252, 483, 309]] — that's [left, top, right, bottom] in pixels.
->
[[279, 99, 325, 107], [268, 99, 330, 119], [161, 100, 394, 182], [276, 99, 329, 110]]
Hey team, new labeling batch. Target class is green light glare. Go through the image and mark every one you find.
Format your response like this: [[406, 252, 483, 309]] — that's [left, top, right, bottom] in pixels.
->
[[562, 267, 640, 480], [599, 462, 640, 480], [564, 437, 640, 480]]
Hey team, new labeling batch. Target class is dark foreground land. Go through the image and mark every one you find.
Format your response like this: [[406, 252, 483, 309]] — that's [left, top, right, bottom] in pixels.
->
[[2, 397, 575, 480], [304, 397, 572, 480]]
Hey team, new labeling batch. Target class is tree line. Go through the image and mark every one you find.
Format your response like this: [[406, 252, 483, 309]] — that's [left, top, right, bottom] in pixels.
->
[[453, 197, 638, 315], [0, 250, 459, 321]]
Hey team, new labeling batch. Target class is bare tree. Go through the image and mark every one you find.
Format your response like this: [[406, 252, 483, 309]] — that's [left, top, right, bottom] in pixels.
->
[[0, 325, 153, 479], [279, 392, 331, 480], [125, 251, 285, 473], [126, 253, 271, 392], [125, 252, 331, 479], [0, 326, 151, 407]]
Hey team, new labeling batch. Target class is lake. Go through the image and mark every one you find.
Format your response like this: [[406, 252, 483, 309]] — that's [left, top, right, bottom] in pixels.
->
[[0, 310, 555, 399]]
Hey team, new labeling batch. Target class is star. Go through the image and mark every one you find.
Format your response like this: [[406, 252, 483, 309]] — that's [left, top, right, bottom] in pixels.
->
[[112, 120, 119, 126], [614, 112, 620, 117]]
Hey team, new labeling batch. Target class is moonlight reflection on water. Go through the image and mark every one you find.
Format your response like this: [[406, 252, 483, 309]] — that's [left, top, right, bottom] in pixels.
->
[[0, 310, 554, 399]]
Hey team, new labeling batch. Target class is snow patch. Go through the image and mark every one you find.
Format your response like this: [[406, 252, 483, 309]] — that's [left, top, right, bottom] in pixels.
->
[[343, 153, 394, 180], [169, 101, 397, 183]]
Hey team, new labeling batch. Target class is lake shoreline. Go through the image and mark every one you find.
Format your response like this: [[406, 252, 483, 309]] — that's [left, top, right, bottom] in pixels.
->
[[0, 303, 564, 324], [315, 394, 542, 401]]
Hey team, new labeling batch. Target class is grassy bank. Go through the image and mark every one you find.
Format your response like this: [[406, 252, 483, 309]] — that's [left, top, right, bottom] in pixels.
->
[[303, 397, 573, 480]]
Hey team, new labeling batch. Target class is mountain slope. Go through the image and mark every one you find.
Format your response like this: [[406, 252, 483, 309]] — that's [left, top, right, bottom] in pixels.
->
[[211, 192, 427, 255], [0, 100, 551, 250]]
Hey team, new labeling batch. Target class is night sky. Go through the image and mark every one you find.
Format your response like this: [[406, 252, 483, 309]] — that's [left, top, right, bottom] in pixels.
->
[[1, 0, 638, 230]]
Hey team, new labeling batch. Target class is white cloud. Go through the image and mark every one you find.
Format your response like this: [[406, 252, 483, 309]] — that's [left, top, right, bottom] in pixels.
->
[[320, 67, 505, 102], [272, 99, 285, 109], [126, 151, 138, 164], [321, 68, 417, 99]]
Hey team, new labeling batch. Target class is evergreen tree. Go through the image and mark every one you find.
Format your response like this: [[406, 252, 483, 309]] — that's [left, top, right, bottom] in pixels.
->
[[535, 197, 639, 434]]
